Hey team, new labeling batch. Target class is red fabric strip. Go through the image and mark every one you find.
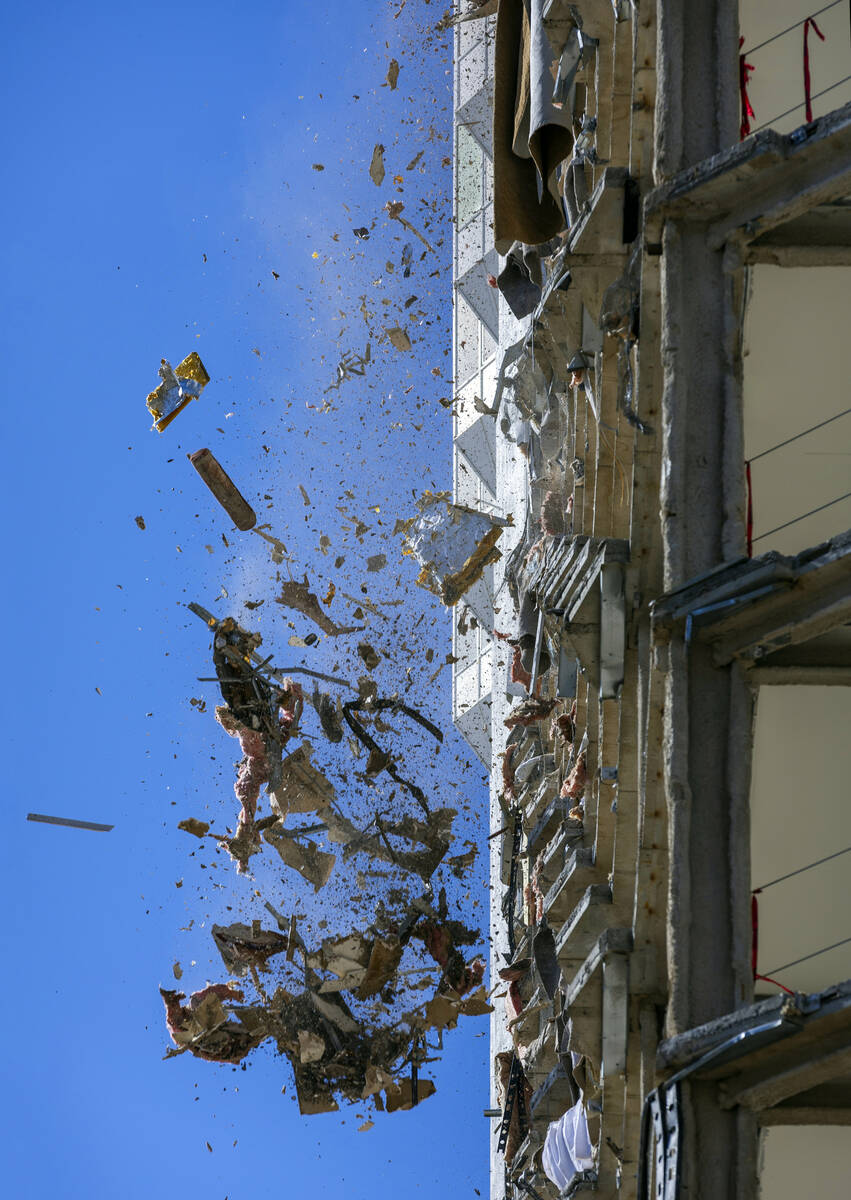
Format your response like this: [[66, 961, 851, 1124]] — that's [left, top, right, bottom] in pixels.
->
[[751, 892, 759, 975], [739, 37, 756, 139], [755, 972, 796, 996], [751, 891, 796, 996], [804, 18, 826, 122], [745, 460, 754, 558]]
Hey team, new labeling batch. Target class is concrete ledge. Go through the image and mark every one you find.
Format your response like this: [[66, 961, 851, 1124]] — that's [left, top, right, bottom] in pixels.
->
[[644, 101, 851, 255]]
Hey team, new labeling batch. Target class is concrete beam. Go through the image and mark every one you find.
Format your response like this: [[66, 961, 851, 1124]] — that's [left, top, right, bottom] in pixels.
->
[[761, 1081, 851, 1125], [654, 5, 757, 1196], [651, 530, 851, 666], [719, 1041, 851, 1112], [646, 102, 851, 250], [747, 203, 851, 266]]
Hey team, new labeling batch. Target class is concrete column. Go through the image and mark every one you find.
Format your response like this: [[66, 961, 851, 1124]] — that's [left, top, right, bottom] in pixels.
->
[[655, 3, 759, 1197]]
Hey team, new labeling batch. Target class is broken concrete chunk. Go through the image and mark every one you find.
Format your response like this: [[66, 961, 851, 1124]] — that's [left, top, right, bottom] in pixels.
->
[[362, 1064, 397, 1099], [366, 553, 387, 572], [386, 58, 399, 89], [146, 352, 209, 432]]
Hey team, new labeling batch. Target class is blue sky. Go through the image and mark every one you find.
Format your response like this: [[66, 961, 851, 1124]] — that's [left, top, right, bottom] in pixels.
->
[[0, 3, 492, 1196]]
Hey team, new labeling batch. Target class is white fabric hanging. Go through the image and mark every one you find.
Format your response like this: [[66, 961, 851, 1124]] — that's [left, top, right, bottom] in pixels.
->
[[541, 1099, 594, 1191]]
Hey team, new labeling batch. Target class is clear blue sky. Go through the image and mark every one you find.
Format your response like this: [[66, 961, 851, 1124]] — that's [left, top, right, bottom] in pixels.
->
[[0, 3, 492, 1196]]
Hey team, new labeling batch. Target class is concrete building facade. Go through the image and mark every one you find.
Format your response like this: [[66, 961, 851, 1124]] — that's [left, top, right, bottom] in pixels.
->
[[450, 3, 851, 1198]]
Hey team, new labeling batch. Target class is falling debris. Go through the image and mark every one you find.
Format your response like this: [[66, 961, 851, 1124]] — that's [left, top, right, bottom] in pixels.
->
[[277, 577, 363, 636], [253, 525, 289, 565], [369, 144, 386, 187], [385, 326, 412, 352], [178, 817, 210, 838], [160, 984, 268, 1063], [271, 742, 336, 816], [384, 200, 435, 253], [386, 58, 400, 89], [135, 515, 146, 530], [211, 922, 289, 976], [209, 616, 304, 872], [265, 825, 336, 891], [189, 449, 257, 531], [146, 353, 210, 432], [446, 847, 477, 878], [357, 642, 381, 671], [27, 813, 113, 832], [402, 492, 508, 605], [367, 553, 387, 572]]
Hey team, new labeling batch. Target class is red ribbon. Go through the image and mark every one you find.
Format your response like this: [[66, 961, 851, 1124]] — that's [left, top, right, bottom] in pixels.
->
[[803, 17, 826, 122], [745, 459, 754, 558], [739, 36, 756, 139], [751, 891, 796, 995]]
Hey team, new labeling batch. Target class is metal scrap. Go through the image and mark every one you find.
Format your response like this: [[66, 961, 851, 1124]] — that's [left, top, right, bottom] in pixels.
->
[[26, 813, 114, 832]]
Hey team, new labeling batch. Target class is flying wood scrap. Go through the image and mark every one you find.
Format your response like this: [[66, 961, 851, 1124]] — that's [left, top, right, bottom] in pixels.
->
[[189, 448, 257, 530]]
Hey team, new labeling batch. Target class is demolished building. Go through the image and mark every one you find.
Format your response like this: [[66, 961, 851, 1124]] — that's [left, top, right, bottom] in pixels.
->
[[450, 3, 851, 1198]]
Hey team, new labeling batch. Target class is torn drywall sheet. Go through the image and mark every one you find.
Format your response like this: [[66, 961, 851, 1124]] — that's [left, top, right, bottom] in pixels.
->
[[403, 491, 508, 605]]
